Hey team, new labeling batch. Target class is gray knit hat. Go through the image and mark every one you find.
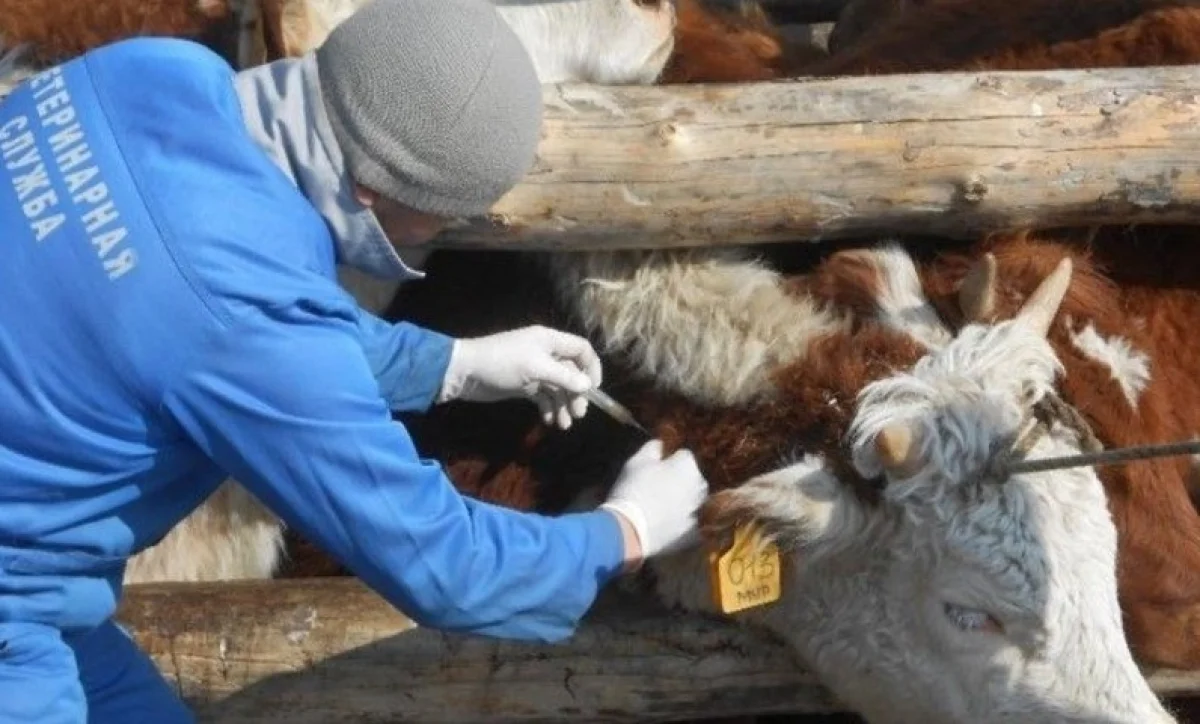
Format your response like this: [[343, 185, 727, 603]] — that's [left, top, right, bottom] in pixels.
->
[[314, 0, 543, 218]]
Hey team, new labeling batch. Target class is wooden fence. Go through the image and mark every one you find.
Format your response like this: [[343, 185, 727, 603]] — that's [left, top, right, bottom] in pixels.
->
[[115, 577, 1200, 723], [432, 65, 1200, 251], [4, 56, 1200, 252]]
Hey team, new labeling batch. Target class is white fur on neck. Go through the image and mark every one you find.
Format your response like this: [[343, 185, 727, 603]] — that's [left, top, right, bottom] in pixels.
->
[[544, 248, 847, 406], [125, 482, 284, 583]]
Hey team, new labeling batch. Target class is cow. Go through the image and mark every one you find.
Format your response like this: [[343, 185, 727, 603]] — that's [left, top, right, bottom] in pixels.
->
[[916, 227, 1200, 672], [652, 238, 1183, 724], [299, 229, 1176, 723]]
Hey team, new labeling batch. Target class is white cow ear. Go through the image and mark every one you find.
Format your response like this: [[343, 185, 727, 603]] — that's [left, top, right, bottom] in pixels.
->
[[699, 455, 868, 553]]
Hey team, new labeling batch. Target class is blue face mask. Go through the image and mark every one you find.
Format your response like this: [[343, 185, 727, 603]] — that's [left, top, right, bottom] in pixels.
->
[[232, 52, 426, 282]]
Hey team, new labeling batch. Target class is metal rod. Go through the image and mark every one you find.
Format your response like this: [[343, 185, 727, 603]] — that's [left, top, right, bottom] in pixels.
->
[[1006, 440, 1200, 475]]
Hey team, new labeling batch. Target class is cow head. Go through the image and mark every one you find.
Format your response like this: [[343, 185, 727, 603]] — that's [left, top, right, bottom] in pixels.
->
[[493, 0, 676, 84], [253, 0, 676, 84], [650, 255, 1175, 723]]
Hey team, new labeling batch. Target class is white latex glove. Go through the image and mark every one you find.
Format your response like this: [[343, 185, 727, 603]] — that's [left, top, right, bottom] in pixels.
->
[[600, 439, 710, 561], [437, 325, 603, 430]]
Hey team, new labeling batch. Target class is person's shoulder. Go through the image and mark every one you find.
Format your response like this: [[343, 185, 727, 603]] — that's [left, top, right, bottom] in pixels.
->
[[78, 37, 240, 138], [86, 36, 233, 79], [177, 208, 360, 335]]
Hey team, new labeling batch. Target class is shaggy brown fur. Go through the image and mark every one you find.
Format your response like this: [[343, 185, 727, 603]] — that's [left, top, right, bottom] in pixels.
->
[[253, 0, 311, 61], [662, 0, 825, 82], [0, 0, 239, 65]]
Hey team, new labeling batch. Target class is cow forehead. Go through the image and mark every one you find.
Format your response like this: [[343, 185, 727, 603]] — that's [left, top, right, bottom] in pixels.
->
[[911, 321, 1061, 395], [849, 323, 1059, 476]]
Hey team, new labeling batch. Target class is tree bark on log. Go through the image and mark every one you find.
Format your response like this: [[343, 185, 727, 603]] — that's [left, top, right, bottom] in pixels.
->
[[115, 577, 1200, 723], [434, 66, 1200, 251], [117, 578, 841, 723]]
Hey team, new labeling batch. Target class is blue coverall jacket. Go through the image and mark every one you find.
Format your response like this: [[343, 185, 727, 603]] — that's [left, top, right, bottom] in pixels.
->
[[0, 37, 625, 723]]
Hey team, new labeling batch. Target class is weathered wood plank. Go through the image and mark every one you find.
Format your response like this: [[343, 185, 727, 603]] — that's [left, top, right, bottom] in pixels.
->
[[116, 577, 1200, 723], [435, 66, 1200, 251]]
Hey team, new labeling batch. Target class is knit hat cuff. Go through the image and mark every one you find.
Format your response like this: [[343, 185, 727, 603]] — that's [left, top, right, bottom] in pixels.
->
[[331, 117, 508, 219]]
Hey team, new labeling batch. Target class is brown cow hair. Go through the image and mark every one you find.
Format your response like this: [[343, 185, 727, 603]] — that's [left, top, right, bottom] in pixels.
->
[[0, 0, 238, 65], [660, 0, 826, 82]]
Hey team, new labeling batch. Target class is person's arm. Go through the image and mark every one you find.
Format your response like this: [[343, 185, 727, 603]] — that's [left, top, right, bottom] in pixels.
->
[[161, 309, 626, 643], [354, 300, 609, 431], [354, 304, 454, 413]]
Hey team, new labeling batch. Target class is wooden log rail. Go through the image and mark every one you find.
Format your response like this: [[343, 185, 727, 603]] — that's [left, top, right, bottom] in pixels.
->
[[436, 64, 1200, 251], [116, 578, 1200, 723]]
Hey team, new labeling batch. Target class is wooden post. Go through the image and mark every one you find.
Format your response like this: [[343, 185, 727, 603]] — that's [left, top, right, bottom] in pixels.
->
[[434, 66, 1200, 251], [116, 577, 1200, 723]]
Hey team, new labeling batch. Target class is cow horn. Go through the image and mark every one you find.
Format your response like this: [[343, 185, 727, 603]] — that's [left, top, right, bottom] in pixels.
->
[[875, 422, 921, 479], [1015, 257, 1073, 338], [958, 253, 997, 323]]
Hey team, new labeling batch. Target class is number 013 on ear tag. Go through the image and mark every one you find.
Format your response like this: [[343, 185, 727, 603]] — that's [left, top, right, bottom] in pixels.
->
[[708, 523, 782, 614]]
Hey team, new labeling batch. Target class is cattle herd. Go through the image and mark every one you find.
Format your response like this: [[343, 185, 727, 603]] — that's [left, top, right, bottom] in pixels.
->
[[8, 0, 1200, 722]]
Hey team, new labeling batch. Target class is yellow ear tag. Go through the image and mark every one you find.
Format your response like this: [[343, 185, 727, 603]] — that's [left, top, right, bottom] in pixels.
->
[[708, 523, 782, 614]]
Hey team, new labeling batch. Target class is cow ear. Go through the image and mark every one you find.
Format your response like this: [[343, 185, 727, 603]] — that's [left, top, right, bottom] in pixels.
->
[[698, 455, 868, 553]]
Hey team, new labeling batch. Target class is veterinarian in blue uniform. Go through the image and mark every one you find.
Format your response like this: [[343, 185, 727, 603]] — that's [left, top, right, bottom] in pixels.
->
[[0, 0, 711, 721]]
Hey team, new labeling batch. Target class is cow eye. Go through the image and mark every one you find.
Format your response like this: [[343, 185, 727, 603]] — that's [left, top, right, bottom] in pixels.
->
[[943, 602, 1004, 634]]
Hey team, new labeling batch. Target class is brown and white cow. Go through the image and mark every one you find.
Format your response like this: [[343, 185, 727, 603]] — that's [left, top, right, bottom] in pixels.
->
[[811, 0, 1200, 76], [917, 227, 1200, 671], [342, 230, 1180, 722]]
